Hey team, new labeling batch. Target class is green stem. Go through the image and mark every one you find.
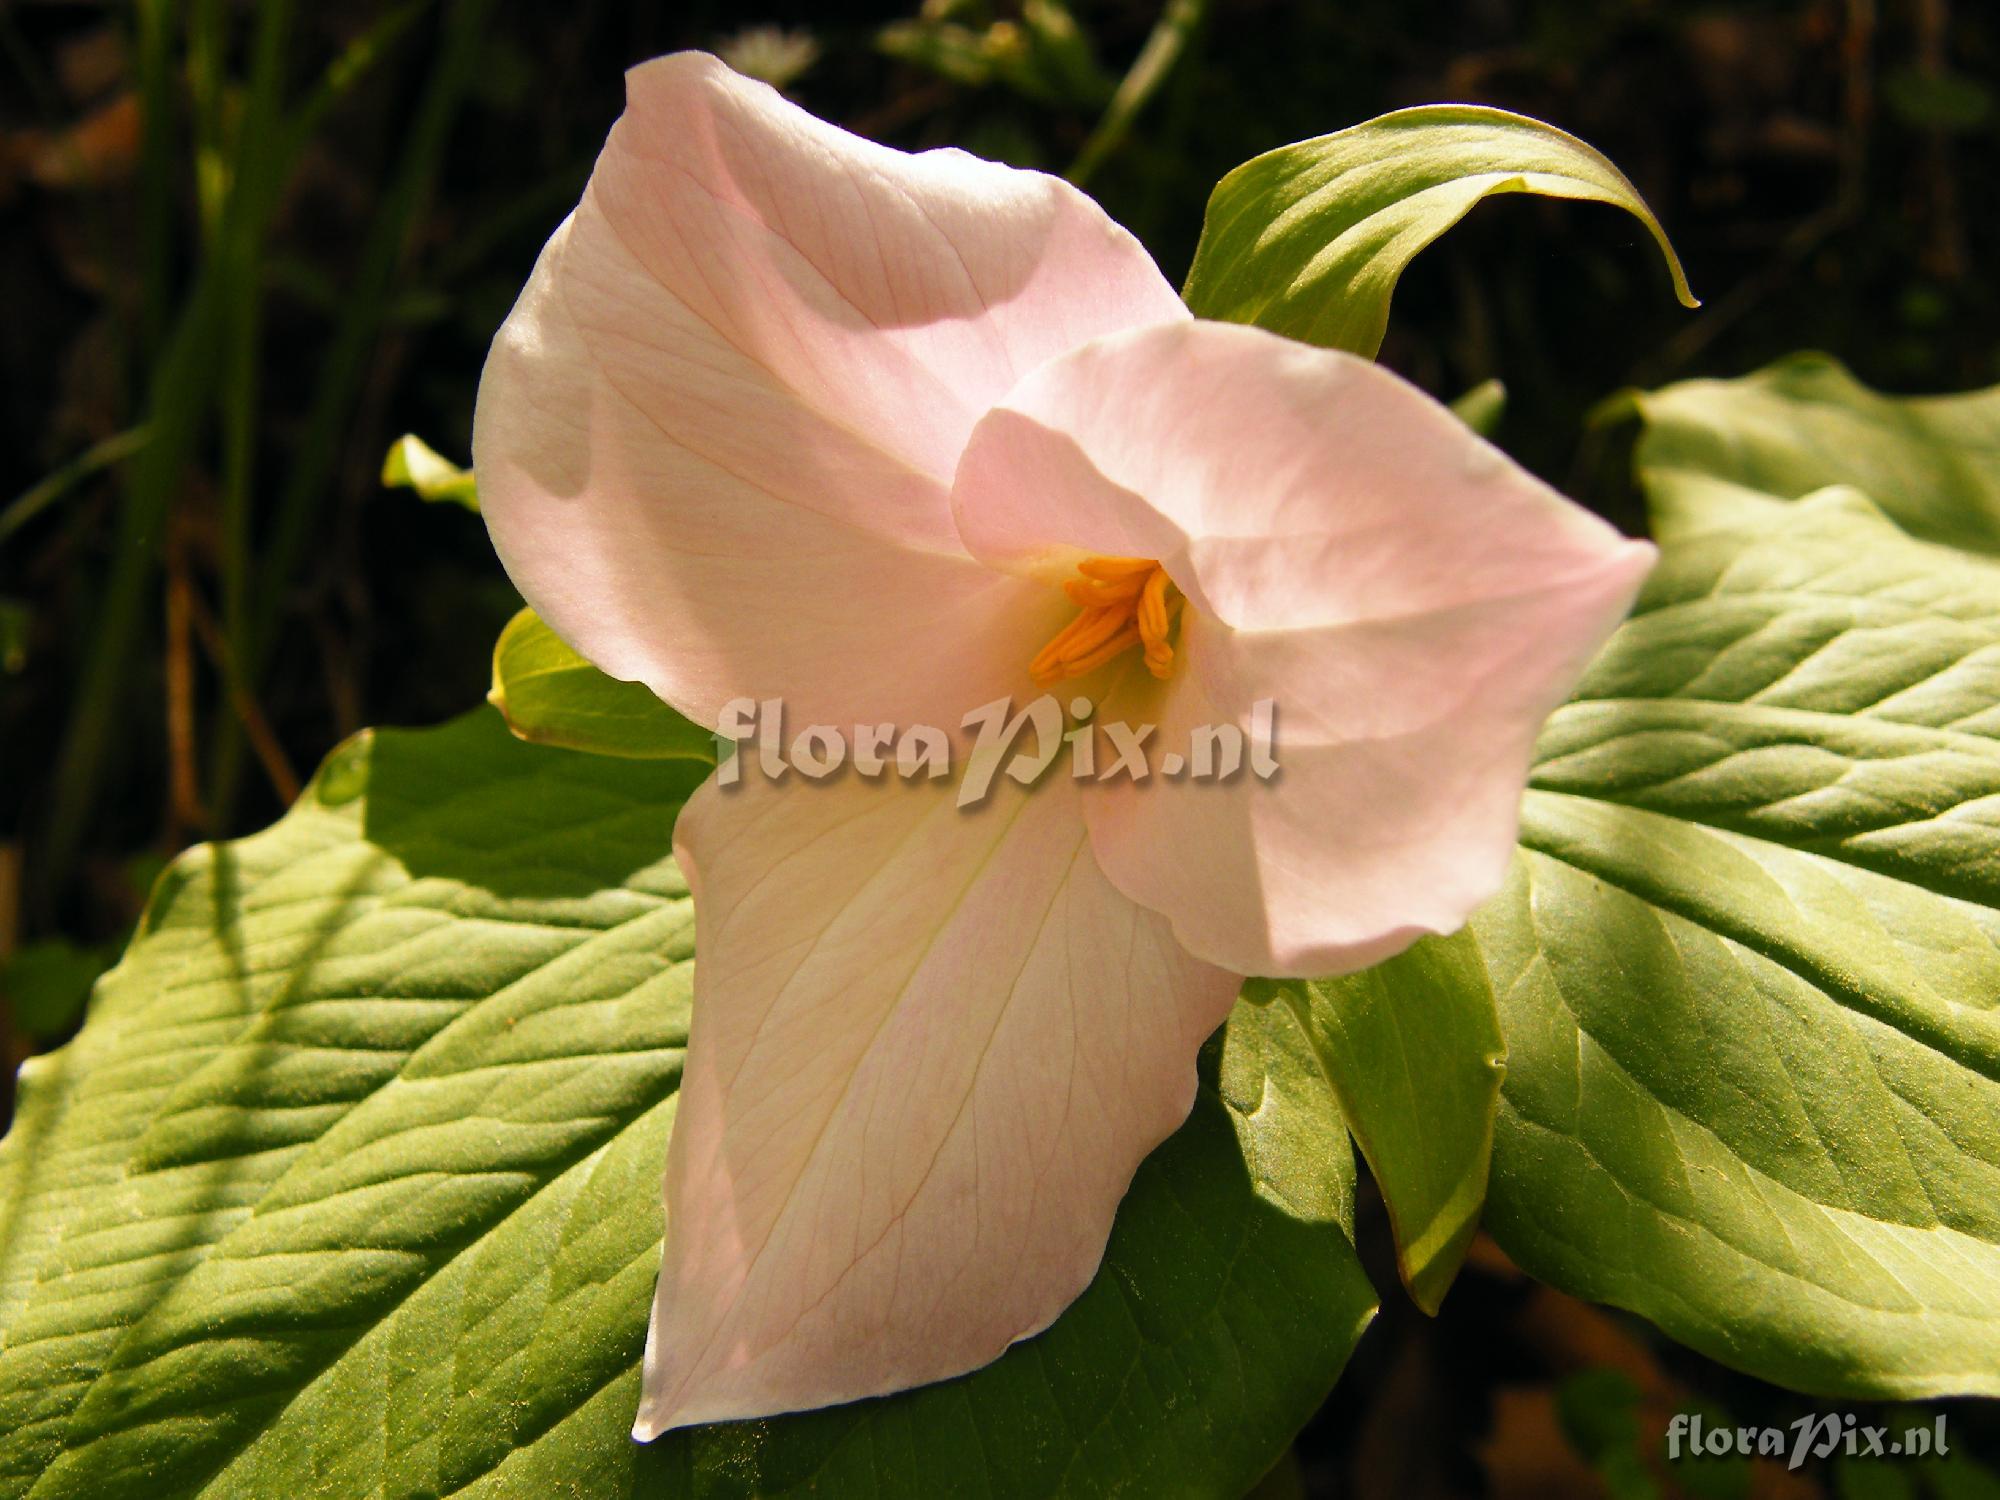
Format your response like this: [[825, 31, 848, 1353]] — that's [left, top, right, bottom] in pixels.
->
[[44, 0, 290, 886], [132, 0, 176, 365], [248, 0, 491, 658], [211, 0, 295, 815], [0, 429, 152, 551], [45, 277, 222, 888], [43, 0, 202, 884], [221, 0, 436, 824], [187, 0, 229, 242], [1065, 0, 1208, 188]]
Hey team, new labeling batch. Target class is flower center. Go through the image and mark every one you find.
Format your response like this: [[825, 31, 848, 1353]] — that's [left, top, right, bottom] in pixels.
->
[[1029, 555, 1181, 687]]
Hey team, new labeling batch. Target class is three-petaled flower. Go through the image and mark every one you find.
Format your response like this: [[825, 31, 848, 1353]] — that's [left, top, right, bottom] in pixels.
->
[[474, 52, 1653, 1438]]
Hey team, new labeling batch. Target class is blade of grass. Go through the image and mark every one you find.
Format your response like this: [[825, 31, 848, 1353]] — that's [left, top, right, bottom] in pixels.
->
[[208, 0, 492, 820], [45, 275, 224, 888], [1066, 0, 1208, 188], [0, 428, 151, 551], [217, 2, 433, 776], [132, 0, 177, 366], [226, 0, 443, 664], [211, 0, 297, 828], [44, 0, 292, 890], [279, 0, 435, 158], [187, 0, 231, 241]]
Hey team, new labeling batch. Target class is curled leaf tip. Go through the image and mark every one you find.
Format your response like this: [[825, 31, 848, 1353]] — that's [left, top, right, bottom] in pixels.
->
[[381, 433, 480, 512], [1185, 102, 1698, 356]]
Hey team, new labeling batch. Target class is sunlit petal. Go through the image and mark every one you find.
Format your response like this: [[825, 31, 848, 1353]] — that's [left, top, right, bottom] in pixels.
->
[[952, 319, 1653, 975], [636, 764, 1239, 1435], [473, 53, 1183, 731]]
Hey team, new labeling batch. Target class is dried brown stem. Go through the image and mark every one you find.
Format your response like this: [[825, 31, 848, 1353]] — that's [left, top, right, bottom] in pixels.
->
[[184, 580, 303, 808], [165, 540, 207, 838]]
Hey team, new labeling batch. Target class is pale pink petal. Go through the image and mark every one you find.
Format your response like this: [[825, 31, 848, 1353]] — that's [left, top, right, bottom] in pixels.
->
[[952, 320, 1654, 976], [473, 53, 1184, 731], [635, 765, 1240, 1436]]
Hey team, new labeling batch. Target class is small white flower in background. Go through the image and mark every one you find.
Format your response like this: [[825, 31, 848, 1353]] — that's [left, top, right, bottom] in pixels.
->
[[714, 25, 818, 90]]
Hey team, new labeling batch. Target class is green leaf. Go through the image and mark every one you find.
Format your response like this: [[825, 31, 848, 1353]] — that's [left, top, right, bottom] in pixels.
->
[[489, 606, 716, 763], [1183, 105, 1695, 357], [1554, 1370, 1661, 1500], [0, 707, 1374, 1498], [379, 433, 479, 512], [1250, 929, 1502, 1315], [0, 711, 707, 1495], [1218, 978, 1363, 1232], [1477, 483, 2000, 1400], [1616, 352, 2000, 555]]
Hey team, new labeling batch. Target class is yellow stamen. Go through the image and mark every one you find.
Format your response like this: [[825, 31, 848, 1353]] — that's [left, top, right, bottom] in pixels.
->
[[1057, 604, 1132, 662], [1137, 567, 1171, 644], [1064, 575, 1146, 608], [1062, 624, 1143, 677], [1077, 556, 1157, 581], [1030, 556, 1182, 686], [1028, 607, 1103, 680]]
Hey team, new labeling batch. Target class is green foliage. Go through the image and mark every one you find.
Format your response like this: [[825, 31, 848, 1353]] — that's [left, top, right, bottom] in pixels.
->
[[1555, 1371, 1662, 1500], [1182, 105, 1696, 357], [1478, 480, 2000, 1399], [878, 0, 1113, 109], [10, 35, 2000, 1489], [380, 433, 479, 512], [0, 709, 1373, 1498], [1180, 113, 2000, 1404], [1614, 353, 2000, 556], [488, 608, 716, 763], [42, 0, 496, 879], [0, 429, 151, 551], [1249, 930, 1502, 1314]]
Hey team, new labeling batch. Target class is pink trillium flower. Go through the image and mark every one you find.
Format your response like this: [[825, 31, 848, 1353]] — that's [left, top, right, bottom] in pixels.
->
[[473, 52, 1654, 1438]]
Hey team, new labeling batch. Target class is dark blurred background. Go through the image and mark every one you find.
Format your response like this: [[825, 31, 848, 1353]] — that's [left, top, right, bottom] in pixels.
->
[[1, 2, 1995, 1494]]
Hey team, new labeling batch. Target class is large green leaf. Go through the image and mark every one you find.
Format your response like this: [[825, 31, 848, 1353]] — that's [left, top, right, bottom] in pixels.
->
[[1249, 930, 1503, 1316], [0, 708, 1373, 1498], [1616, 352, 2000, 556], [1478, 484, 2000, 1399], [0, 711, 707, 1494], [489, 606, 716, 763], [1182, 105, 1695, 357]]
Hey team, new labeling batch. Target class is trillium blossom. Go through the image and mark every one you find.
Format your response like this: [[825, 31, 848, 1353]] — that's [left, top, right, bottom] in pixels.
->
[[473, 52, 1654, 1438]]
